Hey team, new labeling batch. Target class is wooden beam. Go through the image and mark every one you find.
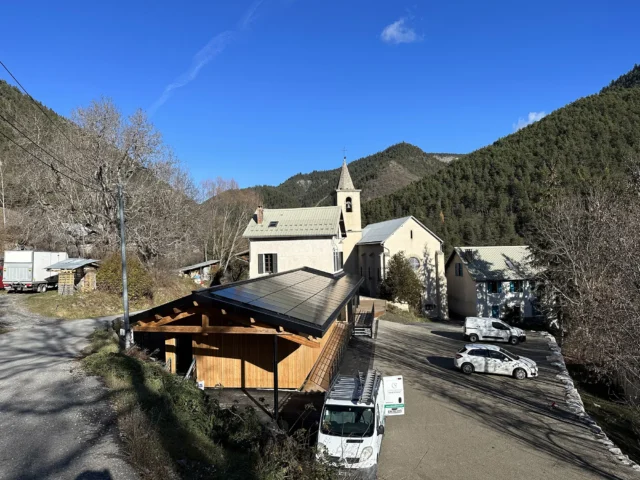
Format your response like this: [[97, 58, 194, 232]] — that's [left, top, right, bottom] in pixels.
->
[[155, 314, 163, 321], [193, 300, 199, 307], [147, 310, 198, 328], [173, 307, 182, 314], [281, 334, 322, 348], [133, 325, 284, 334]]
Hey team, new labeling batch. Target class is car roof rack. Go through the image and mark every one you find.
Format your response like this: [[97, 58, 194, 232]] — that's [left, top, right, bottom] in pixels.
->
[[327, 369, 381, 405]]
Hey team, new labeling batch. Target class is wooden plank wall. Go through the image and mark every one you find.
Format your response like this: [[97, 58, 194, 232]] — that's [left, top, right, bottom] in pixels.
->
[[193, 322, 336, 389]]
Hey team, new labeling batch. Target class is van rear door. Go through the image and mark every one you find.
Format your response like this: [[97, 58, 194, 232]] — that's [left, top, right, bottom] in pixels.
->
[[383, 376, 404, 416]]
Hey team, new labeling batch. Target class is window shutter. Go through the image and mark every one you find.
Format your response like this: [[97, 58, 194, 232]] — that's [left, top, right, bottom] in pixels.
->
[[273, 254, 278, 273], [258, 254, 264, 274], [339, 252, 344, 269]]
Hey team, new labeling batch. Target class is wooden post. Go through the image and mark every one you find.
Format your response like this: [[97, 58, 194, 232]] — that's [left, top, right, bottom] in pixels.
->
[[165, 335, 177, 374], [273, 335, 279, 423]]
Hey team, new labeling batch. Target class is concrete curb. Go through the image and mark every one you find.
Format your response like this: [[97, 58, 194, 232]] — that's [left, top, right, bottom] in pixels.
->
[[541, 332, 640, 472]]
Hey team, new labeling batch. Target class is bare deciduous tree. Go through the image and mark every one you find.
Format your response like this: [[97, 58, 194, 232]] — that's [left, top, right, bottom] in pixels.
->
[[2, 97, 198, 265], [198, 178, 260, 276], [530, 184, 640, 406]]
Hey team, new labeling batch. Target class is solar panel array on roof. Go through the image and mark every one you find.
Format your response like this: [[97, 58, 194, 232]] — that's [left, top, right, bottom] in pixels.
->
[[203, 269, 361, 335]]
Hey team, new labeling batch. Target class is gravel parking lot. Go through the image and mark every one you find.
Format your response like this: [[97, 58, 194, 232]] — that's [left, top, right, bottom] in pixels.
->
[[346, 319, 636, 480]]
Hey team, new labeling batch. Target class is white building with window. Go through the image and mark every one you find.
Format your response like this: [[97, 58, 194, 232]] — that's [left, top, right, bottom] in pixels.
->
[[356, 216, 448, 319], [445, 245, 539, 321], [243, 157, 448, 319], [243, 205, 347, 278]]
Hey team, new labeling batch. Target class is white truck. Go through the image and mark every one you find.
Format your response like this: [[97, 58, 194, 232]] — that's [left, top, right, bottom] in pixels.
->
[[317, 370, 404, 479], [2, 250, 68, 293]]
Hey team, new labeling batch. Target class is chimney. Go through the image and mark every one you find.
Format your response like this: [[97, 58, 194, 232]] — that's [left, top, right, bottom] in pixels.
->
[[256, 205, 264, 225]]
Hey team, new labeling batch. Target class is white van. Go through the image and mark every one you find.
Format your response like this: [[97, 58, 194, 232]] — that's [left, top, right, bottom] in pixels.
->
[[317, 370, 394, 478], [463, 316, 526, 345]]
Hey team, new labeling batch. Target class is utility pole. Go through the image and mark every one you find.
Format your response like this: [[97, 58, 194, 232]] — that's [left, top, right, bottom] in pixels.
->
[[0, 159, 6, 227], [117, 182, 131, 348]]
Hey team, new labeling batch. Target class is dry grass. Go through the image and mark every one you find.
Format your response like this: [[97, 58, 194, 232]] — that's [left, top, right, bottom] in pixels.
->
[[580, 390, 640, 464], [23, 275, 195, 320], [381, 304, 430, 324]]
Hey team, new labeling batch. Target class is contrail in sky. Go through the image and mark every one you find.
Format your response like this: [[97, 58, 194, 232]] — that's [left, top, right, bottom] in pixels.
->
[[149, 1, 266, 115]]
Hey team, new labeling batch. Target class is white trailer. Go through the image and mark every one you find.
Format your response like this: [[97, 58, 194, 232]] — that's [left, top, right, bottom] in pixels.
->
[[3, 250, 68, 293]]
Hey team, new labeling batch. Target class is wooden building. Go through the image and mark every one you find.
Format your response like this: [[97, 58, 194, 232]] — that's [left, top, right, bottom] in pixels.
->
[[46, 258, 100, 296], [131, 267, 363, 393]]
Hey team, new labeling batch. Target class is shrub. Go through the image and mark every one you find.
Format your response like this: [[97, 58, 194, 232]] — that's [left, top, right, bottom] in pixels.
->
[[379, 252, 423, 311], [97, 252, 153, 300]]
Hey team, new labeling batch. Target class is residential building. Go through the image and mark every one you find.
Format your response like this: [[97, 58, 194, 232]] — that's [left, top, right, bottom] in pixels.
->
[[243, 204, 346, 278], [445, 245, 539, 320], [357, 216, 448, 319]]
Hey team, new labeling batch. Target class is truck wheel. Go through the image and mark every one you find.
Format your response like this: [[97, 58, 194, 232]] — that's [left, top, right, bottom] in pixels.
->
[[37, 284, 45, 293], [509, 336, 519, 345], [468, 334, 479, 343]]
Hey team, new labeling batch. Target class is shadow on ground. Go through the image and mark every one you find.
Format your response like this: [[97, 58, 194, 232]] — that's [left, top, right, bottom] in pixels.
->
[[374, 321, 630, 480]]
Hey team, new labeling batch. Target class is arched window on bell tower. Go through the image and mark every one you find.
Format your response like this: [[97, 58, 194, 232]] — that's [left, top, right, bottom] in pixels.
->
[[345, 197, 352, 213]]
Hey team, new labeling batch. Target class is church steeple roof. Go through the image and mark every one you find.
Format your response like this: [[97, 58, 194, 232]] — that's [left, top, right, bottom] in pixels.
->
[[336, 157, 355, 190]]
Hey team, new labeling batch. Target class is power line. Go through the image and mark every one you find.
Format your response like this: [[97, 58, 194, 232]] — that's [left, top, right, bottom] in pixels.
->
[[0, 112, 94, 185], [0, 129, 101, 193], [0, 59, 88, 159]]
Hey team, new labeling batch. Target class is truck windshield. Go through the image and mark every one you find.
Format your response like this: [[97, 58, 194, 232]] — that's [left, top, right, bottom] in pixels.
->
[[321, 405, 375, 437]]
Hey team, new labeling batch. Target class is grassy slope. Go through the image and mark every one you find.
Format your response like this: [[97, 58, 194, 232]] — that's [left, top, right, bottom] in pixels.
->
[[380, 305, 430, 324], [579, 389, 640, 464], [82, 328, 335, 480], [23, 277, 195, 320]]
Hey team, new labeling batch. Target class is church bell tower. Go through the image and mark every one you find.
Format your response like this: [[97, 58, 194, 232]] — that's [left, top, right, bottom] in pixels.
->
[[335, 156, 362, 275]]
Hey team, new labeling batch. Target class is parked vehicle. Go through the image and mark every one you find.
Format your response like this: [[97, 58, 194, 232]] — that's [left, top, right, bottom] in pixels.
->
[[454, 343, 538, 379], [463, 316, 526, 345], [317, 370, 404, 478], [2, 250, 68, 293]]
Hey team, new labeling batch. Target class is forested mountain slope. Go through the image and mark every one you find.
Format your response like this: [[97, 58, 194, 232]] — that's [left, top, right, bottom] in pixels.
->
[[251, 143, 460, 208], [363, 65, 640, 252]]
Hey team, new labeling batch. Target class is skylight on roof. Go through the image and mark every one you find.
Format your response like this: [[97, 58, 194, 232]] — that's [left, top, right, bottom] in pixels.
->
[[505, 259, 515, 269], [268, 221, 279, 227]]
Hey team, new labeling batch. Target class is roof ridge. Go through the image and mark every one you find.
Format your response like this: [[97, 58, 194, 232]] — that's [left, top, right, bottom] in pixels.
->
[[264, 205, 340, 211]]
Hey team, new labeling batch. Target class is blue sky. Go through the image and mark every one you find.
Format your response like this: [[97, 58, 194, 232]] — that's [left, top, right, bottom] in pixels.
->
[[1, 0, 639, 187]]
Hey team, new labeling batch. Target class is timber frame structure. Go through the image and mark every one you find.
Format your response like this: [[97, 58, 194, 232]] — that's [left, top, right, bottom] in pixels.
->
[[131, 267, 363, 400]]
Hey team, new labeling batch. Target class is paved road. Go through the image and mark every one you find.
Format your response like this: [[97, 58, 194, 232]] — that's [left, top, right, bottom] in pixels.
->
[[0, 293, 137, 480], [344, 320, 636, 480]]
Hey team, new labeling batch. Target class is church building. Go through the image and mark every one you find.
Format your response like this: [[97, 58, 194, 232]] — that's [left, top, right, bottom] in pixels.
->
[[243, 157, 448, 318]]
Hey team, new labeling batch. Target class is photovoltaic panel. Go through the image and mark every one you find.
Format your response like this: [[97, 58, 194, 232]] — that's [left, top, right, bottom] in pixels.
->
[[204, 268, 361, 336]]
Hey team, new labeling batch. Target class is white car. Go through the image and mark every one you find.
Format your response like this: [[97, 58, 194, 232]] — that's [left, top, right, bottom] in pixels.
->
[[454, 344, 538, 380]]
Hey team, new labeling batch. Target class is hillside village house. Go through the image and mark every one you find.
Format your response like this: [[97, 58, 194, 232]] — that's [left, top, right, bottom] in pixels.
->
[[243, 205, 347, 277], [243, 157, 448, 318], [445, 245, 539, 320], [357, 216, 448, 318]]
